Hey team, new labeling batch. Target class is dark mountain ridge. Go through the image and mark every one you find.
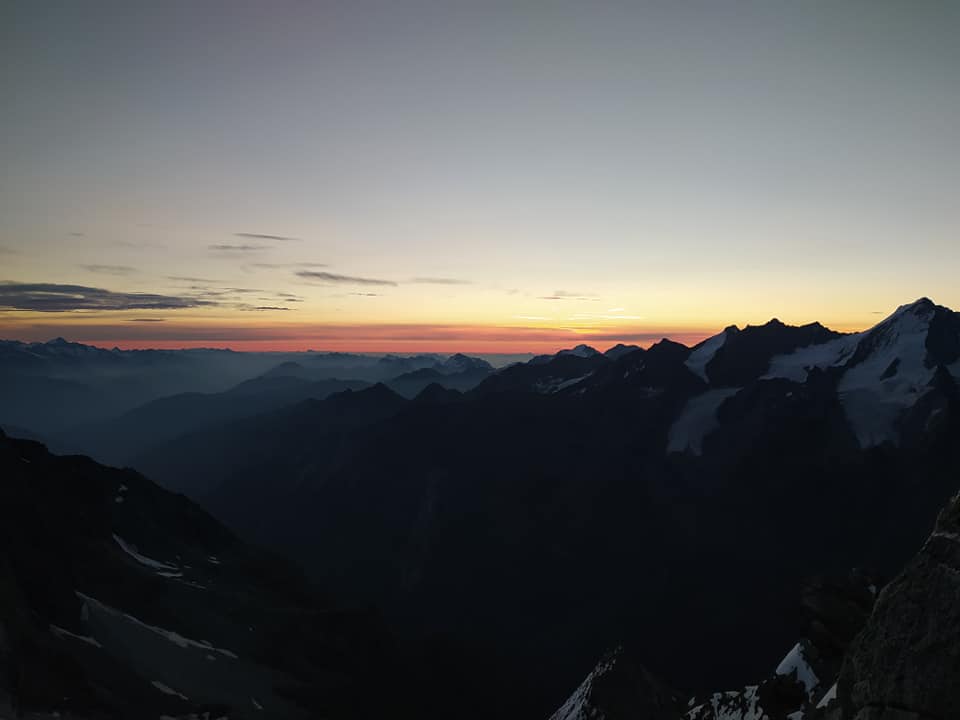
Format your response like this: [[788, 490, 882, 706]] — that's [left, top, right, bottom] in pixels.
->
[[0, 428, 418, 719]]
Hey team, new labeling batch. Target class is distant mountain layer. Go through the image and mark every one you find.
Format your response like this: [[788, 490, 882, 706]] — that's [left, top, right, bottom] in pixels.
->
[[0, 340, 500, 434]]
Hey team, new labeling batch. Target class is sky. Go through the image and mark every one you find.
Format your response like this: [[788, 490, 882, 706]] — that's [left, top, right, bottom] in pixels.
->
[[1, 1, 958, 352]]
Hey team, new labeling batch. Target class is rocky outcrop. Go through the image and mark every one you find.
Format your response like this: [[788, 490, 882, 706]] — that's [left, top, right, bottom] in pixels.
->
[[839, 493, 960, 720], [799, 570, 879, 686], [549, 647, 682, 720]]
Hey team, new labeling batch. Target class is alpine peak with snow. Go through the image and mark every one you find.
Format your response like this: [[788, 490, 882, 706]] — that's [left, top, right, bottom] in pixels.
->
[[3, 297, 960, 719]]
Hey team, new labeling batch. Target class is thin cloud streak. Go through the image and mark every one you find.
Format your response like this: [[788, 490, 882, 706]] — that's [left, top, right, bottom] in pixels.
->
[[538, 290, 600, 301], [296, 271, 397, 287], [81, 264, 137, 276], [234, 232, 302, 242], [0, 282, 214, 312], [410, 277, 472, 285], [570, 313, 644, 320], [208, 244, 269, 251], [166, 275, 221, 283], [247, 262, 328, 269]]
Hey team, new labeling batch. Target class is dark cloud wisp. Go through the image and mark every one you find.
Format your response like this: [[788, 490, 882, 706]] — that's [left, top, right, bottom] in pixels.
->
[[0, 282, 213, 312], [81, 264, 137, 276], [296, 271, 397, 287], [166, 275, 220, 283], [209, 244, 269, 252], [247, 262, 329, 269], [234, 232, 302, 242]]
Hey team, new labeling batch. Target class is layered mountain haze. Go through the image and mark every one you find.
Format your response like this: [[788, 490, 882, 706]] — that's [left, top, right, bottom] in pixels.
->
[[3, 298, 960, 718]]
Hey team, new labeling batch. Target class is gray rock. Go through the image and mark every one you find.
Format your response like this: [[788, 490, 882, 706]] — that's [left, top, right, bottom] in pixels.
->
[[839, 493, 960, 719]]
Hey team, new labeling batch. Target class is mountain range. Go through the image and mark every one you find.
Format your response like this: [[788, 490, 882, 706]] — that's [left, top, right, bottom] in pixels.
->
[[2, 297, 960, 718]]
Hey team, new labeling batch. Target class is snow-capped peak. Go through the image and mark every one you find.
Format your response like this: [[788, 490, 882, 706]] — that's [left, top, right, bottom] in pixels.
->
[[549, 653, 618, 720], [684, 328, 733, 383], [764, 297, 960, 447], [774, 641, 819, 698], [557, 344, 601, 359]]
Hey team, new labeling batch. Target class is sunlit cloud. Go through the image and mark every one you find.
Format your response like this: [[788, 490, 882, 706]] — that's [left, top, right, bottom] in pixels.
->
[[538, 290, 599, 301], [570, 313, 645, 320]]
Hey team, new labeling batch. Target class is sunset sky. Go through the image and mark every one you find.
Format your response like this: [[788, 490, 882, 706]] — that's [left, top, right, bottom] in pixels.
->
[[2, 1, 958, 352]]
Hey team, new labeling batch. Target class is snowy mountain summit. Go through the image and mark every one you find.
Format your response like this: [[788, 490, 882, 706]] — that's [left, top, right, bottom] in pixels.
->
[[764, 298, 960, 446], [668, 298, 960, 453]]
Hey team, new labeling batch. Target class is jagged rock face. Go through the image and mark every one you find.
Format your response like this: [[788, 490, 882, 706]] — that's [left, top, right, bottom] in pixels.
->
[[549, 648, 681, 720], [839, 494, 960, 720], [704, 320, 842, 387], [799, 570, 879, 684]]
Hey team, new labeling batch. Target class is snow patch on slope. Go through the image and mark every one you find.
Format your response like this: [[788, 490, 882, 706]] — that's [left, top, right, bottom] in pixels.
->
[[50, 623, 102, 648], [113, 534, 179, 572], [837, 302, 935, 447], [816, 682, 838, 709], [686, 686, 764, 720], [685, 332, 728, 382], [764, 333, 861, 382], [534, 374, 592, 394], [558, 344, 600, 359], [775, 642, 819, 697], [765, 300, 950, 447], [152, 680, 189, 700], [77, 592, 238, 659], [667, 388, 740, 455]]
